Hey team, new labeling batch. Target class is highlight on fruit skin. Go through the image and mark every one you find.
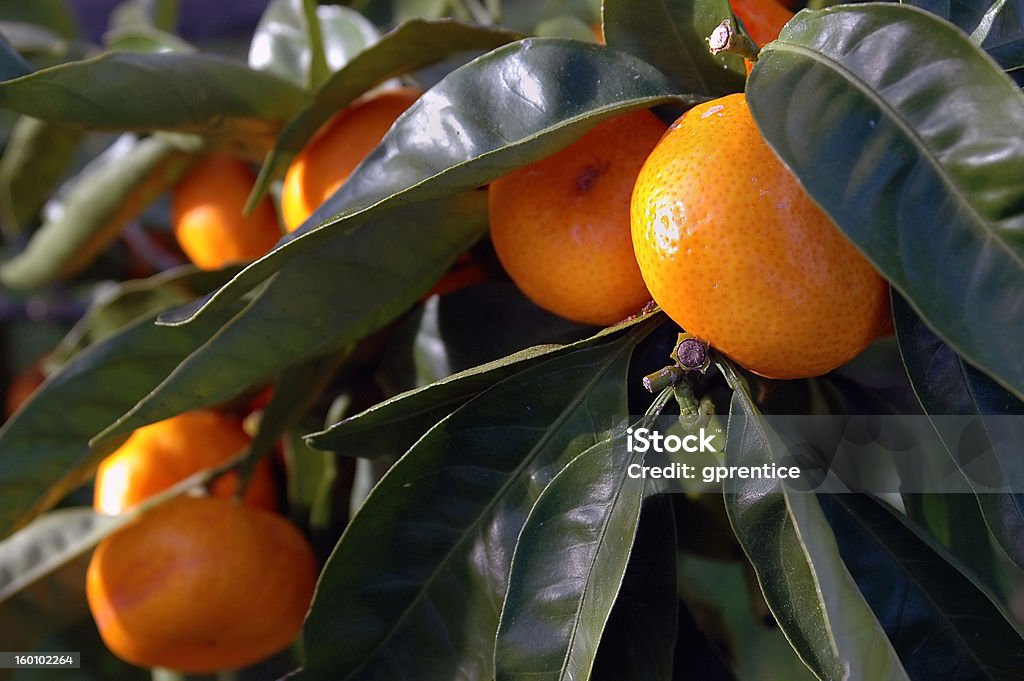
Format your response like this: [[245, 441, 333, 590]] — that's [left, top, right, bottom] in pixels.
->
[[86, 495, 317, 674], [171, 154, 282, 271], [488, 110, 666, 326], [281, 86, 421, 233], [93, 410, 277, 515], [630, 93, 890, 380]]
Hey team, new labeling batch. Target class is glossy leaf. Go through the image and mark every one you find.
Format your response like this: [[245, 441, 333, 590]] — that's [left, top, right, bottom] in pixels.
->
[[248, 19, 523, 206], [909, 0, 1024, 70], [0, 134, 197, 289], [494, 390, 671, 681], [307, 313, 654, 458], [248, 0, 378, 89], [821, 493, 1024, 678], [295, 335, 642, 680], [0, 302, 241, 538], [97, 192, 488, 441], [0, 50, 306, 148], [590, 495, 678, 681], [747, 4, 1024, 400], [719, 359, 910, 681], [603, 0, 746, 95], [894, 293, 1024, 570], [176, 38, 684, 325], [0, 115, 83, 235]]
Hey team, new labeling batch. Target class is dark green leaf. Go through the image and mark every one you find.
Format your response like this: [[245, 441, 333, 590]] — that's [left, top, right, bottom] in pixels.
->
[[494, 390, 671, 681], [178, 37, 684, 325], [247, 19, 523, 207], [0, 33, 32, 79], [821, 493, 1024, 679], [50, 264, 240, 363], [97, 192, 488, 441], [894, 293, 1024, 571], [0, 301, 241, 538], [0, 134, 197, 289], [908, 0, 1024, 70], [720, 359, 910, 680], [590, 495, 678, 681], [295, 335, 641, 680], [307, 312, 655, 458], [0, 115, 83, 235], [379, 281, 591, 394], [0, 51, 306, 148], [603, 0, 746, 95], [748, 4, 1024, 400]]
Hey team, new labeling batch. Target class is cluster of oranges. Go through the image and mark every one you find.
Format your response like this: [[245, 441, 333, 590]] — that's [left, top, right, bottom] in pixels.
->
[[62, 1, 888, 673], [86, 410, 318, 674]]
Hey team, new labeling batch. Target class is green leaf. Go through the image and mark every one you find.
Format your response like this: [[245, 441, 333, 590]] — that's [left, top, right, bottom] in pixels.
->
[[893, 293, 1024, 571], [307, 312, 655, 459], [908, 0, 1024, 70], [0, 134, 197, 289], [720, 359, 910, 681], [104, 25, 195, 53], [0, 33, 33, 79], [494, 390, 671, 681], [248, 0, 378, 89], [534, 15, 599, 41], [0, 0, 79, 39], [0, 508, 119, 603], [97, 192, 488, 441], [0, 301, 241, 538], [181, 37, 684, 325], [603, 0, 746, 95], [247, 19, 523, 208], [590, 495, 678, 681], [820, 493, 1024, 678], [0, 50, 306, 148], [747, 4, 1024, 400], [107, 0, 180, 34], [295, 334, 642, 680], [50, 264, 240, 363], [0, 115, 83, 236], [379, 281, 591, 394]]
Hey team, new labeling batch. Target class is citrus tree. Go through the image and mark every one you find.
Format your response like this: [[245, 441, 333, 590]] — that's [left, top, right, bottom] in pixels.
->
[[1, 0, 1023, 679]]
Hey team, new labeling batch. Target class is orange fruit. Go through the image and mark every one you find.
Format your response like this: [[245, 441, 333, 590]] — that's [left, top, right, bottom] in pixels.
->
[[630, 93, 888, 379], [593, 22, 604, 44], [94, 410, 277, 515], [488, 111, 665, 326], [87, 495, 317, 673], [281, 87, 421, 232], [423, 253, 491, 299], [171, 154, 281, 270], [730, 0, 794, 47]]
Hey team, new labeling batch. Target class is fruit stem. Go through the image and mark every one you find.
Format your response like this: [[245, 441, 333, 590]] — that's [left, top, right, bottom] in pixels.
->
[[643, 365, 684, 393], [706, 19, 760, 63]]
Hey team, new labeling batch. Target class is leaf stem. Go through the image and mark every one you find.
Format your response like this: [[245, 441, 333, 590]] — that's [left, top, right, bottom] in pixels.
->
[[302, 0, 330, 89]]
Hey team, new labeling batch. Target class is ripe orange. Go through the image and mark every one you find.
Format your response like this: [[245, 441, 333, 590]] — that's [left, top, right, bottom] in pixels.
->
[[730, 0, 794, 47], [87, 495, 317, 673], [630, 94, 889, 379], [171, 154, 281, 270], [488, 111, 665, 326], [281, 87, 421, 232], [93, 410, 277, 515]]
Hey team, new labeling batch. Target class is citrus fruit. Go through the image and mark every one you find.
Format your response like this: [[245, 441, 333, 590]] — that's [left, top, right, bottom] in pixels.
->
[[171, 154, 281, 270], [630, 93, 889, 379], [488, 111, 665, 326], [281, 87, 421, 232], [94, 410, 277, 515], [86, 495, 317, 673], [730, 0, 794, 47]]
